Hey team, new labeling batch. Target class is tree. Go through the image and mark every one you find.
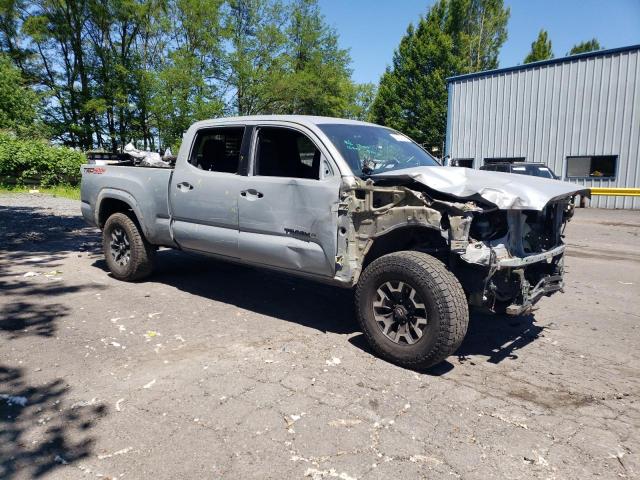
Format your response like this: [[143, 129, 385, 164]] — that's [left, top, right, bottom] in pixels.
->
[[276, 0, 354, 116], [222, 0, 355, 117], [370, 1, 456, 148], [370, 0, 509, 148], [223, 0, 288, 115], [448, 0, 510, 72], [0, 0, 367, 151], [152, 0, 225, 149], [568, 38, 602, 55], [524, 29, 553, 64], [347, 82, 376, 121], [0, 53, 39, 135]]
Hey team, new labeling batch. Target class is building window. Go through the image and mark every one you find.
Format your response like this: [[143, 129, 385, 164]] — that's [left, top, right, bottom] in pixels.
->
[[566, 156, 617, 179], [484, 157, 525, 164], [452, 158, 474, 168]]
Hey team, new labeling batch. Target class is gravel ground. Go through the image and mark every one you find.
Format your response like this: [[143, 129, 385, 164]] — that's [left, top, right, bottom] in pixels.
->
[[1, 193, 639, 480]]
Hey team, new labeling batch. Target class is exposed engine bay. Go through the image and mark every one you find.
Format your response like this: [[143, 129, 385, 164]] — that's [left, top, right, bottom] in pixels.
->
[[336, 175, 582, 316]]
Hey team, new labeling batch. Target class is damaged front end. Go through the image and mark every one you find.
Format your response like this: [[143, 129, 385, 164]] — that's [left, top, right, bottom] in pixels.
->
[[337, 173, 582, 316], [456, 201, 574, 315]]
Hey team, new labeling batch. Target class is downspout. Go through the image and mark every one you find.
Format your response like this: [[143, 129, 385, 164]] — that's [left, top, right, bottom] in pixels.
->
[[444, 80, 453, 165]]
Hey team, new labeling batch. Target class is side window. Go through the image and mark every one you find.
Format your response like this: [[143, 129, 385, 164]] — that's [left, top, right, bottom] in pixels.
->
[[189, 127, 245, 174], [254, 127, 320, 180]]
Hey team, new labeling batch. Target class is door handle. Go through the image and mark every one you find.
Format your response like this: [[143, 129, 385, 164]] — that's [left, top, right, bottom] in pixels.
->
[[240, 189, 263, 199], [176, 182, 194, 191]]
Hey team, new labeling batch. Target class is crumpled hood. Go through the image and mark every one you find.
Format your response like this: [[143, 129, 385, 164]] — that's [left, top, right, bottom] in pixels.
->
[[373, 166, 589, 211]]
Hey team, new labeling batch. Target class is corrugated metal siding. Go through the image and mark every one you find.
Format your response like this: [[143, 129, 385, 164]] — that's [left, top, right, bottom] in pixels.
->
[[447, 48, 640, 209]]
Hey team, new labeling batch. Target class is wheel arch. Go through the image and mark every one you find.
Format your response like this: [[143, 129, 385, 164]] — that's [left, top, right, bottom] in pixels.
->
[[96, 190, 146, 235], [360, 224, 447, 277]]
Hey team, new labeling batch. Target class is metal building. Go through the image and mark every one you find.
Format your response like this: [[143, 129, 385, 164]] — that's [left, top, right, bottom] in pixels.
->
[[445, 45, 640, 208]]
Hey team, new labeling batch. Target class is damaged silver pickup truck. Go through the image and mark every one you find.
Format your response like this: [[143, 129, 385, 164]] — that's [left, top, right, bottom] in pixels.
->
[[81, 115, 588, 368]]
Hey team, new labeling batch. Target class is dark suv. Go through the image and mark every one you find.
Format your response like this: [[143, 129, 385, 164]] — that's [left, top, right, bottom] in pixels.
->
[[480, 162, 558, 179]]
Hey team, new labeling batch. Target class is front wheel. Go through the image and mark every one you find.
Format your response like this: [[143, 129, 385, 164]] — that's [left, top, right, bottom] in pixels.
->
[[103, 212, 155, 281], [355, 251, 469, 369]]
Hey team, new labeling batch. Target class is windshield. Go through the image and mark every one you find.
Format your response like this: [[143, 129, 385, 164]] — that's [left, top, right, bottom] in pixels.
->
[[511, 165, 556, 179], [317, 124, 440, 176]]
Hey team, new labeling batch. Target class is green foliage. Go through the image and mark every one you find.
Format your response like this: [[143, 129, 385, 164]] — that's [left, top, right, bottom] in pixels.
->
[[448, 0, 510, 71], [370, 0, 509, 148], [277, 0, 354, 116], [568, 38, 602, 56], [222, 0, 354, 118], [0, 54, 39, 137], [0, 183, 80, 199], [346, 83, 376, 121], [524, 29, 554, 64], [1, 0, 359, 152], [0, 132, 86, 186]]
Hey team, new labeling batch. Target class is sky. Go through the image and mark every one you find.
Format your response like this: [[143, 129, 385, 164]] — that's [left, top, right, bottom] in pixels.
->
[[320, 0, 640, 84]]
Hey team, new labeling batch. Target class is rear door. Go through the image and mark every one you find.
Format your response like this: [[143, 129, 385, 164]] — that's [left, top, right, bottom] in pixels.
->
[[170, 126, 246, 258], [237, 125, 341, 277]]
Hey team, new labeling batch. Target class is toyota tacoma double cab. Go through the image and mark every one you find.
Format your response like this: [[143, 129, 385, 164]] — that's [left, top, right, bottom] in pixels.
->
[[81, 115, 587, 369]]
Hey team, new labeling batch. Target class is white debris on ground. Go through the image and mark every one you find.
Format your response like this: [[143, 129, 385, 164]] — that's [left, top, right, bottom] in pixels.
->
[[1, 394, 28, 406], [22, 271, 40, 277], [325, 357, 341, 366], [70, 398, 98, 409], [285, 412, 306, 433], [115, 398, 125, 411], [304, 467, 357, 480], [97, 446, 133, 460], [328, 419, 362, 427], [409, 454, 444, 465], [142, 379, 156, 389]]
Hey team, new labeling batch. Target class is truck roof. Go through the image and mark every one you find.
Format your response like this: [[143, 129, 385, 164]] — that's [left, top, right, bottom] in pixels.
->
[[190, 115, 380, 130]]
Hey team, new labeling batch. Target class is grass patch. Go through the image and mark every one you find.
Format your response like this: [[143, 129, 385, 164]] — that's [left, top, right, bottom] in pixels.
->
[[0, 184, 80, 200]]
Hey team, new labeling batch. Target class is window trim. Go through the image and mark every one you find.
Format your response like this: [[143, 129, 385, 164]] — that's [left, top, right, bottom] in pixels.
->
[[249, 124, 336, 181], [565, 154, 618, 180], [186, 124, 247, 176]]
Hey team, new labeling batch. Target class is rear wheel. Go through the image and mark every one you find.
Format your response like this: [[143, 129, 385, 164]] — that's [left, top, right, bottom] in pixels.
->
[[103, 212, 154, 281], [355, 251, 469, 369]]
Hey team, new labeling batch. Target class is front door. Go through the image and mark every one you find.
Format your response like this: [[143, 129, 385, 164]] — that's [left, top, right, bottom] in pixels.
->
[[238, 126, 341, 277], [170, 126, 245, 258]]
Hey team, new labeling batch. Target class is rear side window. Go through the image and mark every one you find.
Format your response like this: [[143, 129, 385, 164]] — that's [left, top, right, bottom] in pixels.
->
[[254, 127, 320, 180], [189, 127, 245, 174]]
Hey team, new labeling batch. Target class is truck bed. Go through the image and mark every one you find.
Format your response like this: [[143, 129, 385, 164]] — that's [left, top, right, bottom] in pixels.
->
[[80, 164, 175, 247]]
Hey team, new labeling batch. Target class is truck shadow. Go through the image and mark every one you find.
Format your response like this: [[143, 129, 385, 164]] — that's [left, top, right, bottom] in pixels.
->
[[348, 311, 544, 375], [94, 250, 545, 370], [96, 249, 359, 335]]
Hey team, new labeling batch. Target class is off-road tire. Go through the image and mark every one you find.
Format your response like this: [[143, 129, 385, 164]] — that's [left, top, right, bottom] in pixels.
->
[[355, 251, 469, 369], [103, 212, 155, 281]]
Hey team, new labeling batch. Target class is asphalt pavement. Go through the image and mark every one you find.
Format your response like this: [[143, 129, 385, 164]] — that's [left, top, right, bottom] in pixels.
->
[[1, 193, 639, 479]]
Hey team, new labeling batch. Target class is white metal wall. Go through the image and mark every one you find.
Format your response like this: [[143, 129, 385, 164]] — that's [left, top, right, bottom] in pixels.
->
[[446, 47, 640, 209]]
